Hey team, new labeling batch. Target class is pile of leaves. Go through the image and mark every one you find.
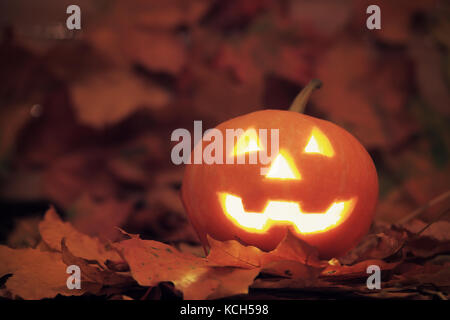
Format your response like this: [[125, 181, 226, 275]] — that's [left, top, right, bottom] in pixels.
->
[[0, 0, 449, 300], [1, 207, 448, 300]]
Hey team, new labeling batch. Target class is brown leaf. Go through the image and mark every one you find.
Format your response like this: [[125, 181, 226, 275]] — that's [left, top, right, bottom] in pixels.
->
[[38, 207, 120, 264], [207, 231, 323, 269], [115, 236, 260, 299], [61, 239, 134, 287], [339, 224, 407, 265], [0, 246, 92, 299], [207, 235, 264, 269], [114, 236, 209, 287], [263, 231, 323, 267], [182, 267, 260, 300]]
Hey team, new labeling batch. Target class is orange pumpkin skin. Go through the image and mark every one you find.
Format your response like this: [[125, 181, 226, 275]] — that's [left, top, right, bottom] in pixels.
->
[[181, 110, 378, 259]]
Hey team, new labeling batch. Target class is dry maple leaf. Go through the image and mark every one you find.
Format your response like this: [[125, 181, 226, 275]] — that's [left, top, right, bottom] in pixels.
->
[[114, 235, 260, 299], [39, 207, 120, 264], [180, 267, 260, 300], [206, 235, 265, 269], [339, 223, 408, 265], [207, 230, 323, 269], [264, 231, 323, 267], [206, 232, 326, 292], [0, 246, 95, 299], [61, 239, 134, 287]]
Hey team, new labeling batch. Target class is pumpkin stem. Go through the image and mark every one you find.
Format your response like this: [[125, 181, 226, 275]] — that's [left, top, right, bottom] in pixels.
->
[[289, 79, 323, 113]]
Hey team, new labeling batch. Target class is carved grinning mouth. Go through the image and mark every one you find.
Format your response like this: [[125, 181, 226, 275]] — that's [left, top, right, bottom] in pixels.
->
[[218, 193, 356, 234]]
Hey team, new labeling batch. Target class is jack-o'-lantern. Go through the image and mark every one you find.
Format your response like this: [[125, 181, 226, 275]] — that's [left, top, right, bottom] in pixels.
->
[[181, 80, 378, 258]]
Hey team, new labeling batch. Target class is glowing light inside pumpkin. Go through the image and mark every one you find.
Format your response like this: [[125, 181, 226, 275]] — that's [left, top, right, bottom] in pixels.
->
[[265, 152, 301, 180], [232, 128, 263, 156], [304, 127, 334, 157], [219, 193, 355, 234]]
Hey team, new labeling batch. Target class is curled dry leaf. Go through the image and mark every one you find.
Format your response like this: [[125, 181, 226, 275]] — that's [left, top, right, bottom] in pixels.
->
[[206, 231, 325, 291], [38, 207, 120, 264], [265, 231, 323, 267], [339, 224, 408, 265], [207, 230, 323, 269], [1, 207, 449, 300], [206, 235, 264, 269], [61, 239, 134, 287], [114, 235, 259, 299], [181, 267, 260, 300]]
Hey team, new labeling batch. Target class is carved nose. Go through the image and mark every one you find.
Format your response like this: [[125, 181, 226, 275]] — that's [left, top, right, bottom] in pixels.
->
[[264, 151, 301, 180]]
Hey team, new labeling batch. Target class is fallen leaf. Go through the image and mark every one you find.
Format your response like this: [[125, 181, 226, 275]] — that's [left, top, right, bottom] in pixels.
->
[[61, 239, 134, 287], [0, 246, 92, 299], [207, 231, 323, 270], [182, 267, 260, 300], [263, 231, 323, 267], [38, 207, 120, 264], [115, 235, 260, 299], [339, 224, 407, 264], [114, 236, 209, 287], [207, 235, 264, 269]]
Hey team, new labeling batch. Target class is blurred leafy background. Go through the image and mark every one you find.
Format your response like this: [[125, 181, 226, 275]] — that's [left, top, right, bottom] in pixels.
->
[[0, 0, 449, 247]]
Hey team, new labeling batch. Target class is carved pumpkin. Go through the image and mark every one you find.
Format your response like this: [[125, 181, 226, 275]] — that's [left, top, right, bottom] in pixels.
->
[[181, 81, 378, 258]]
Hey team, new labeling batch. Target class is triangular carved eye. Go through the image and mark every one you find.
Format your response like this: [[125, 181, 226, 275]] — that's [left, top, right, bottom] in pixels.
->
[[304, 127, 334, 157], [265, 151, 301, 180], [232, 128, 264, 156]]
